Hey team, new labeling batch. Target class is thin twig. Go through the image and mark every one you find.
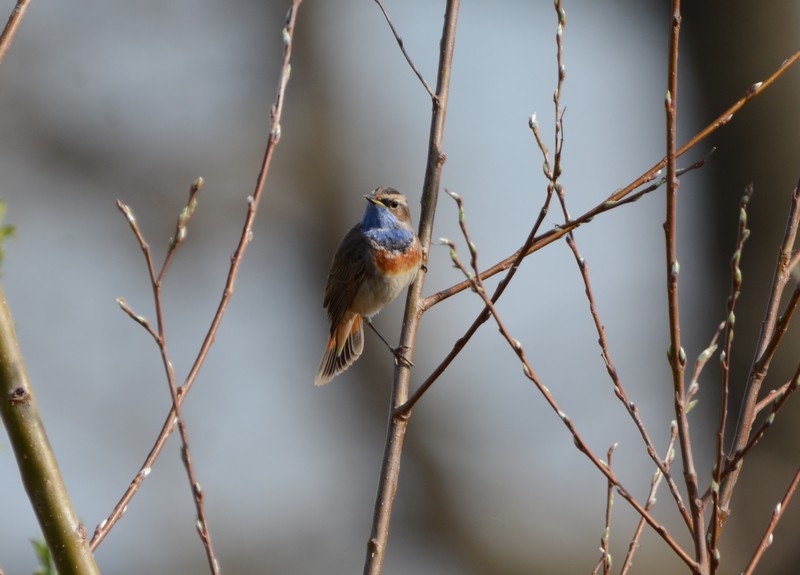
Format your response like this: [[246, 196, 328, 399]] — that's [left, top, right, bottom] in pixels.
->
[[90, 0, 302, 551], [596, 444, 617, 575], [742, 467, 800, 575], [709, 185, 752, 569], [715, 365, 800, 490], [0, 0, 29, 65], [422, 46, 800, 310], [363, 2, 459, 574], [620, 424, 679, 575], [549, 0, 691, 538], [373, 0, 436, 101], [114, 186, 221, 572], [755, 377, 796, 414], [439, 227, 696, 570], [564, 231, 693, 533]]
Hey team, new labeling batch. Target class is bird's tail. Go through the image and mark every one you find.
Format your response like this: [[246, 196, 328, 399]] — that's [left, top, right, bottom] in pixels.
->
[[314, 314, 364, 385]]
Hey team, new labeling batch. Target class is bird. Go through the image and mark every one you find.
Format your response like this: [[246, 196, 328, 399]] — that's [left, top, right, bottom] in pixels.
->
[[315, 187, 423, 386]]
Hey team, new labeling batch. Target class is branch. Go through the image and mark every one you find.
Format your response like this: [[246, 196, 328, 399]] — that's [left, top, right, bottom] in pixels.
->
[[422, 47, 800, 310], [373, 0, 436, 101], [742, 467, 800, 575], [719, 179, 800, 517], [0, 0, 30, 65], [592, 444, 616, 575], [620, 424, 679, 575], [115, 182, 221, 572], [442, 237, 696, 570], [362, 2, 460, 574], [709, 185, 752, 563], [0, 285, 101, 574], [664, 3, 709, 571], [90, 0, 302, 551]]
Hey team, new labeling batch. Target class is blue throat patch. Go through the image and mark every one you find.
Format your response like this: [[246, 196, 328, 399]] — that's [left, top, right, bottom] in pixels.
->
[[361, 204, 414, 250]]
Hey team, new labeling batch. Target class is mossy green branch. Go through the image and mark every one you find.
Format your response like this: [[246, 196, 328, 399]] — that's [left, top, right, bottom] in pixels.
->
[[0, 285, 100, 575]]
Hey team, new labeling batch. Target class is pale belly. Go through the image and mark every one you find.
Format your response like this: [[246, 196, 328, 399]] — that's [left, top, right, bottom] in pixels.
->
[[351, 266, 418, 317]]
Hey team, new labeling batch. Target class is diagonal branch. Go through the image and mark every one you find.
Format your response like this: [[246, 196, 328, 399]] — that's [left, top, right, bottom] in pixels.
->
[[438, 219, 696, 570], [742, 467, 800, 575], [373, 0, 436, 101], [0, 285, 101, 574], [0, 0, 30, 65]]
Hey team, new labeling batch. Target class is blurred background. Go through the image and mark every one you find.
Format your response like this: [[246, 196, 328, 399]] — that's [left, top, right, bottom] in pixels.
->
[[1, 1, 799, 573]]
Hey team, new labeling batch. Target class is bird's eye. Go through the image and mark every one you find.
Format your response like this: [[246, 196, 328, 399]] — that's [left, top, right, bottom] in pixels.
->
[[388, 200, 400, 209]]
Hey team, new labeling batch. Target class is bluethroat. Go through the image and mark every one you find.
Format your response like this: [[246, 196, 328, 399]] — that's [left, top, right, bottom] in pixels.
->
[[315, 187, 422, 385]]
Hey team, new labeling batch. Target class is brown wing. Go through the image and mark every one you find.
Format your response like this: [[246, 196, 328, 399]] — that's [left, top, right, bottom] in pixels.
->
[[322, 224, 370, 334]]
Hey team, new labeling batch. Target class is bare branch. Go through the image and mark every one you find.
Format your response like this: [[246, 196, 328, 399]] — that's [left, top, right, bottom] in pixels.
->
[[620, 425, 679, 575], [0, 0, 30, 65], [742, 467, 800, 575], [0, 285, 101, 574], [719, 180, 800, 517], [373, 0, 436, 101], [363, 2, 459, 573], [91, 0, 303, 552], [709, 185, 753, 561]]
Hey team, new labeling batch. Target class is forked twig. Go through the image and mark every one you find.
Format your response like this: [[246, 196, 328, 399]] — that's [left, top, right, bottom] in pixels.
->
[[440, 192, 696, 570], [90, 0, 302, 551], [114, 181, 220, 573], [719, 180, 800, 516], [421, 46, 800, 311]]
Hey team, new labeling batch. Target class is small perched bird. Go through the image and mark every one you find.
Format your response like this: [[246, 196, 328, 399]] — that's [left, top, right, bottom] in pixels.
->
[[315, 187, 422, 386]]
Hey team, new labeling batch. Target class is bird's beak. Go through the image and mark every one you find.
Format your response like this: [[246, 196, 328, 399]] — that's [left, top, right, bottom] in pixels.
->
[[364, 195, 378, 205]]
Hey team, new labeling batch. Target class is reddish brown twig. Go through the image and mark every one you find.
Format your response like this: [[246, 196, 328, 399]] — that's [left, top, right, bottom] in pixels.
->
[[564, 230, 693, 533], [373, 0, 436, 101], [91, 0, 302, 553], [440, 193, 696, 570], [0, 0, 29, 65], [421, 49, 800, 311], [742, 467, 800, 575], [664, 3, 708, 571], [112, 181, 220, 573], [620, 424, 679, 575]]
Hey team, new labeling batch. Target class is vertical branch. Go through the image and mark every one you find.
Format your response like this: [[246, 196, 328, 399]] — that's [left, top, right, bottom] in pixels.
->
[[0, 286, 101, 575], [709, 185, 752, 569], [664, 2, 708, 572], [363, 2, 460, 573], [595, 444, 617, 575]]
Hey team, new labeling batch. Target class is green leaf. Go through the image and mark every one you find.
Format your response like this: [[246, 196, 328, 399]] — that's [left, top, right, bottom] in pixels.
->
[[31, 539, 57, 575]]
